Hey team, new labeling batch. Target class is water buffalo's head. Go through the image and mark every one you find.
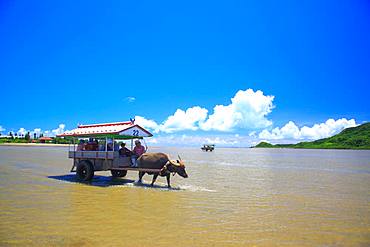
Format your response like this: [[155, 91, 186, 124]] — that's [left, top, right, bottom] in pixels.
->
[[166, 158, 188, 178]]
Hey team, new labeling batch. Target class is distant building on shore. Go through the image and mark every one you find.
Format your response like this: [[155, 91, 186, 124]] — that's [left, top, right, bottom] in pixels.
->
[[39, 137, 53, 143]]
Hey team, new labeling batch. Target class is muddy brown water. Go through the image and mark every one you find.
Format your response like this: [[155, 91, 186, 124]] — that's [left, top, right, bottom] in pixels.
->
[[0, 146, 369, 246]]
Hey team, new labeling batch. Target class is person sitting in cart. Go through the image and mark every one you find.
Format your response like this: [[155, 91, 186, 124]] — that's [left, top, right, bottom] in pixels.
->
[[85, 138, 98, 151], [131, 140, 146, 167], [107, 142, 113, 151], [114, 141, 120, 151], [77, 140, 85, 151], [98, 143, 105, 151], [106, 140, 120, 151], [119, 143, 132, 157]]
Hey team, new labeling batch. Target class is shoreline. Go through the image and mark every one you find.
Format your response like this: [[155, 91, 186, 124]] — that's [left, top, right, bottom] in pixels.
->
[[0, 143, 369, 150], [253, 146, 370, 150], [0, 143, 70, 147]]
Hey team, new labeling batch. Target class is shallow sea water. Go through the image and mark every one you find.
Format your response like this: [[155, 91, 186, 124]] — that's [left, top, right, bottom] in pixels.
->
[[0, 146, 369, 246]]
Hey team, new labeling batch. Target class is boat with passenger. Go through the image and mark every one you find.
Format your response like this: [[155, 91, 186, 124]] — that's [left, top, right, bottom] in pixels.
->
[[201, 144, 215, 152]]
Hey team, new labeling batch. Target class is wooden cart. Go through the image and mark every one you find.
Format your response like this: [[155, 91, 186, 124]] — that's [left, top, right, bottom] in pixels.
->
[[58, 120, 159, 181]]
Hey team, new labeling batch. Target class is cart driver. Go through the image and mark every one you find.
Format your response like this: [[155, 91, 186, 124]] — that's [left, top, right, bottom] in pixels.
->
[[131, 140, 146, 167]]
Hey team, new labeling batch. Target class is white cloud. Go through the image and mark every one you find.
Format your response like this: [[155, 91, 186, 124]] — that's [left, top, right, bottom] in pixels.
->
[[144, 134, 250, 147], [200, 89, 274, 131], [248, 131, 256, 137], [135, 89, 274, 134], [159, 106, 208, 133], [135, 116, 159, 133], [125, 96, 136, 103], [146, 137, 158, 144], [299, 119, 357, 139], [258, 118, 357, 140], [52, 124, 66, 136], [28, 124, 67, 137], [142, 118, 357, 147], [0, 125, 5, 132], [11, 125, 66, 138], [204, 136, 239, 145], [17, 128, 27, 136], [135, 106, 209, 134], [32, 128, 42, 138], [33, 128, 41, 135]]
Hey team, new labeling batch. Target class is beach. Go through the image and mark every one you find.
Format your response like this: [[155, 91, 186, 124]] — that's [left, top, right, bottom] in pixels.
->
[[0, 146, 369, 246]]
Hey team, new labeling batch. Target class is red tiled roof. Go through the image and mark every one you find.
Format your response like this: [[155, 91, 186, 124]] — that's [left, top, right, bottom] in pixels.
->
[[57, 121, 152, 138], [39, 137, 53, 141]]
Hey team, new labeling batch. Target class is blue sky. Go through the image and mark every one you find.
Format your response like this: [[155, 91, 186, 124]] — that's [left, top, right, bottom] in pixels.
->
[[0, 0, 369, 146]]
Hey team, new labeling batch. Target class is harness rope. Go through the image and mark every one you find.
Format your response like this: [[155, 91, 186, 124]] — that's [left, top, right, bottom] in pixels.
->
[[160, 162, 176, 176]]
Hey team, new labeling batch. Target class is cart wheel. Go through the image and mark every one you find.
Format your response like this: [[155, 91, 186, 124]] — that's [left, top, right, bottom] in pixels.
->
[[111, 170, 127, 177], [76, 160, 94, 181]]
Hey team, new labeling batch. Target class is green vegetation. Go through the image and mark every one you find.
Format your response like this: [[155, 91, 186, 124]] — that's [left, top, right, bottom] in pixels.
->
[[254, 122, 370, 150], [0, 136, 74, 144], [25, 132, 31, 141], [253, 141, 274, 148], [0, 137, 29, 144]]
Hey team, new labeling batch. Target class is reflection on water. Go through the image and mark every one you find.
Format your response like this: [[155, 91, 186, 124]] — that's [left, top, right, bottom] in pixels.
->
[[48, 174, 183, 190], [0, 146, 369, 246]]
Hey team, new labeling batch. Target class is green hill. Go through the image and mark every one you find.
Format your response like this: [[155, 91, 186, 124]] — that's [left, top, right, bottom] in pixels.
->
[[254, 122, 370, 150], [254, 141, 274, 148]]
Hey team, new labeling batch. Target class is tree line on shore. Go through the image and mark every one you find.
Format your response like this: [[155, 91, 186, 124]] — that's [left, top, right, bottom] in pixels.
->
[[0, 132, 72, 144]]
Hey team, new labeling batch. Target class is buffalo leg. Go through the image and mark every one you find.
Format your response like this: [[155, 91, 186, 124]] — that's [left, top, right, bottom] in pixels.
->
[[138, 172, 145, 183], [151, 174, 158, 186], [166, 174, 171, 188]]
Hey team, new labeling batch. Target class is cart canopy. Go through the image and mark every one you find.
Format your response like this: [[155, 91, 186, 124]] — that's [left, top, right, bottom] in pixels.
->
[[57, 121, 152, 139]]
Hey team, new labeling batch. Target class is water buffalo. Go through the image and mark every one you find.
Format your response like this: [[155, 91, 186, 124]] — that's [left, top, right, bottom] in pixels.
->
[[137, 152, 188, 187]]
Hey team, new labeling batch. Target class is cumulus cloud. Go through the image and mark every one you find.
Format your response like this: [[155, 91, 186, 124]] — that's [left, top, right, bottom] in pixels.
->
[[149, 118, 356, 147], [10, 125, 66, 138], [204, 136, 239, 145], [248, 131, 257, 137], [33, 128, 42, 138], [135, 116, 159, 133], [144, 134, 250, 147], [258, 118, 357, 140], [135, 107, 208, 133], [33, 128, 41, 134], [159, 106, 208, 133], [135, 89, 274, 133], [30, 123, 67, 137], [200, 89, 274, 131], [146, 137, 158, 144], [52, 124, 66, 136], [17, 128, 27, 136], [0, 125, 5, 132]]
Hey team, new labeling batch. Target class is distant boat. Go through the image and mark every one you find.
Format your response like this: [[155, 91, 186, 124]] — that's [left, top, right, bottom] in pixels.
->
[[201, 144, 215, 152]]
